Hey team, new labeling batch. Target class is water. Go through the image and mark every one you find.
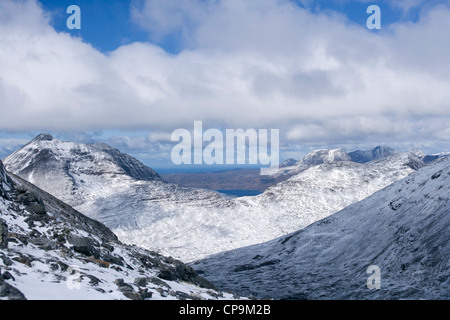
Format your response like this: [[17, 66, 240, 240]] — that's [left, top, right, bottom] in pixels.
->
[[215, 189, 263, 197]]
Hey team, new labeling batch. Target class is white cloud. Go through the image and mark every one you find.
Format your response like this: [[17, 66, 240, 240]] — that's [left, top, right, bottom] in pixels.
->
[[391, 0, 428, 15], [0, 0, 449, 152], [130, 0, 215, 42]]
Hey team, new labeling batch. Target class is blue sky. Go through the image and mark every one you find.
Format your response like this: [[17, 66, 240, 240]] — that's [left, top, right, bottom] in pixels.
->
[[0, 0, 450, 171], [38, 0, 149, 53], [37, 0, 435, 54]]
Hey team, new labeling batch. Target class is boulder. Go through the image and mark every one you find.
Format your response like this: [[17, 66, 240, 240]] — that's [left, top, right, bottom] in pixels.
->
[[134, 277, 149, 287], [67, 234, 99, 258], [17, 192, 47, 215]]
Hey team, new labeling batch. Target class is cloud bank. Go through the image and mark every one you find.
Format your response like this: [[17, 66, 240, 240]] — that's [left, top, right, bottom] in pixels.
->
[[0, 0, 449, 150]]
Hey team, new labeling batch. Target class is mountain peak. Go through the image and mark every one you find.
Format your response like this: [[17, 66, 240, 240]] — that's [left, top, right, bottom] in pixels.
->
[[33, 133, 54, 142], [279, 158, 297, 168], [3, 137, 165, 210], [298, 148, 351, 166], [6, 136, 163, 184]]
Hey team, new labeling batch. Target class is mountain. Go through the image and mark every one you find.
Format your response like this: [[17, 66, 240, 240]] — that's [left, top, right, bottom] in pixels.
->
[[4, 136, 425, 262], [3, 134, 228, 229], [348, 146, 396, 163], [116, 150, 423, 261], [0, 160, 240, 300], [192, 155, 450, 300], [229, 150, 424, 236], [4, 133, 163, 208]]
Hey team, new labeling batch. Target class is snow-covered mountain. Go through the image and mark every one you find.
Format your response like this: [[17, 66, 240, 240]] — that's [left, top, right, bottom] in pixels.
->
[[230, 151, 423, 233], [4, 133, 163, 208], [192, 155, 450, 300], [3, 134, 229, 229], [272, 148, 352, 176], [4, 135, 424, 262], [115, 151, 425, 263], [0, 160, 240, 300]]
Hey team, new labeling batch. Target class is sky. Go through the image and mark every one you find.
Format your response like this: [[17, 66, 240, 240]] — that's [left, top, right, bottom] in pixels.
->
[[0, 0, 449, 172]]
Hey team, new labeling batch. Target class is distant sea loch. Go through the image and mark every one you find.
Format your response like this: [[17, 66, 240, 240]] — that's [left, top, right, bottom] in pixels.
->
[[215, 189, 263, 197]]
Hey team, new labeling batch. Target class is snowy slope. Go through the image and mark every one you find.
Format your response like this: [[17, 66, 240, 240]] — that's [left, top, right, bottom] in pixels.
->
[[192, 156, 450, 300], [4, 135, 423, 262], [0, 161, 240, 300], [114, 151, 421, 261]]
